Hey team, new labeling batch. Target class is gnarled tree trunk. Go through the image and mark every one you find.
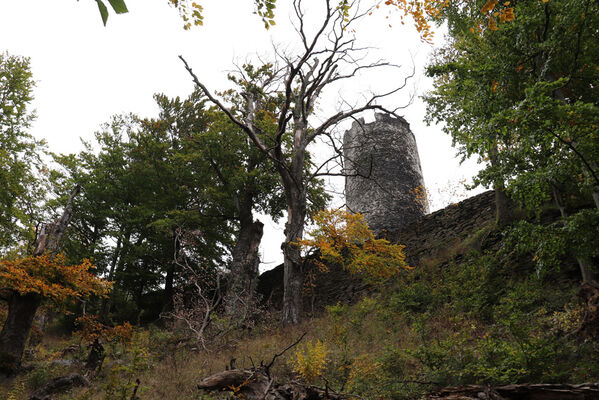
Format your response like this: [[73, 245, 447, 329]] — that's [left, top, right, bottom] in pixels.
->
[[227, 213, 264, 314], [0, 293, 41, 374]]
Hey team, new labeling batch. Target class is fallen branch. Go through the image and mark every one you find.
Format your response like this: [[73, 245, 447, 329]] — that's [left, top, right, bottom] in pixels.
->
[[29, 373, 89, 400], [427, 382, 599, 400], [198, 369, 353, 400], [197, 332, 356, 399]]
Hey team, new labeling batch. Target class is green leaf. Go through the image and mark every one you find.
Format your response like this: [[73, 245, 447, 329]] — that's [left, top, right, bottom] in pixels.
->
[[96, 0, 109, 26], [107, 0, 128, 14]]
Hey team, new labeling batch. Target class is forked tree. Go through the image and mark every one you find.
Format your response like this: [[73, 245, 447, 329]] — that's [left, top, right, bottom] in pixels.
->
[[180, 0, 411, 324]]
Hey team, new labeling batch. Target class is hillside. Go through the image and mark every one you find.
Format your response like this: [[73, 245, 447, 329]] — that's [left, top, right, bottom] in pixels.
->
[[3, 191, 598, 399]]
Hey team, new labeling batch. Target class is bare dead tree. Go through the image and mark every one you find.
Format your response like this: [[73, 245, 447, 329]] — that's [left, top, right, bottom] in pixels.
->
[[165, 225, 270, 349], [163, 228, 224, 351], [180, 0, 412, 325]]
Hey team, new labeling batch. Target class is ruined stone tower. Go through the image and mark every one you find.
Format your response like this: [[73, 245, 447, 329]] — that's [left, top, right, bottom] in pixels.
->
[[344, 113, 428, 233]]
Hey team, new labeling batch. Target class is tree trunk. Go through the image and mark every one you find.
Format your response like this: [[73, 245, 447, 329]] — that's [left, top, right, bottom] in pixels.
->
[[553, 184, 595, 283], [29, 373, 89, 400], [0, 293, 41, 374], [282, 188, 307, 326], [100, 234, 122, 321], [162, 230, 178, 314], [105, 230, 136, 318], [494, 187, 514, 227], [227, 210, 264, 314], [490, 143, 513, 227]]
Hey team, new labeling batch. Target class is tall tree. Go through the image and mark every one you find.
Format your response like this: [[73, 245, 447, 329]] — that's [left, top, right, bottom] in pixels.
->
[[54, 113, 234, 320], [424, 0, 599, 281], [0, 52, 48, 255], [181, 0, 410, 324], [149, 90, 287, 314]]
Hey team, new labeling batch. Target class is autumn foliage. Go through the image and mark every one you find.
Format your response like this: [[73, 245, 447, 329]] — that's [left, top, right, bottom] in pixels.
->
[[74, 314, 133, 345], [298, 209, 410, 282], [0, 253, 111, 305]]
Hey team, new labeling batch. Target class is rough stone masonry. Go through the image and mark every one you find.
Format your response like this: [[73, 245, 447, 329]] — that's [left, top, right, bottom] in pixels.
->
[[344, 113, 429, 233]]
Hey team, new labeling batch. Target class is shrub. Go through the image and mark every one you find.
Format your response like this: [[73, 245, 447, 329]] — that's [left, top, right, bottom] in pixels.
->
[[289, 339, 329, 384]]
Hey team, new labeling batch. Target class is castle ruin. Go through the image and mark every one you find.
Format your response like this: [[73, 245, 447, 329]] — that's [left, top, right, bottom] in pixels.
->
[[343, 113, 428, 233]]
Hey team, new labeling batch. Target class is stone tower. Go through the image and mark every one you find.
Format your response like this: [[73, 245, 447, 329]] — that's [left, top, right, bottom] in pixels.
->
[[343, 113, 428, 233]]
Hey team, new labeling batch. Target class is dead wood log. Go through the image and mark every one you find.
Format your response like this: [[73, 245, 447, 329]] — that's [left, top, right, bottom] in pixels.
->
[[28, 373, 89, 400], [197, 368, 272, 398], [197, 368, 354, 399], [197, 333, 355, 399], [427, 382, 599, 400]]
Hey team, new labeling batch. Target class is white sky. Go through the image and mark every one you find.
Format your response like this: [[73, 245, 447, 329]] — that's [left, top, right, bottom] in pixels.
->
[[0, 0, 483, 270]]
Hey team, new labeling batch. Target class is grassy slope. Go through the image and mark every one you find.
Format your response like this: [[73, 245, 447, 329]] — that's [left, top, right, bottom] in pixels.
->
[[3, 224, 598, 399]]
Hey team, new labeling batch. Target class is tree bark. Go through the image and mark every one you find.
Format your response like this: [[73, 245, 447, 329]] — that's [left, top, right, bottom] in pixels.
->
[[227, 210, 264, 314], [0, 293, 41, 374], [490, 143, 514, 227], [162, 230, 178, 314], [494, 187, 514, 227], [428, 383, 599, 400], [552, 184, 595, 283], [198, 368, 352, 399], [281, 182, 307, 326], [100, 234, 122, 321]]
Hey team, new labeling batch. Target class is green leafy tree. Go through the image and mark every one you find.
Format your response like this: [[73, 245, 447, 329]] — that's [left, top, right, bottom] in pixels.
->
[[55, 113, 234, 320], [0, 52, 48, 254], [149, 89, 287, 314], [425, 0, 599, 281]]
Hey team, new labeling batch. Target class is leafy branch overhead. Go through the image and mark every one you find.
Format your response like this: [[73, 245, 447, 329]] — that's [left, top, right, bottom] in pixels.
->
[[93, 0, 128, 26], [88, 0, 273, 29]]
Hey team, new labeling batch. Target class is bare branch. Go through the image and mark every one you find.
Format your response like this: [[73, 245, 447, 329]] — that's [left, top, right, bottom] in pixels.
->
[[178, 55, 272, 159], [264, 331, 307, 375]]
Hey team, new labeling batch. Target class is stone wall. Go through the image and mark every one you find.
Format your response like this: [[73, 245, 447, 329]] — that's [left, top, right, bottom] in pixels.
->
[[383, 190, 496, 265], [344, 113, 428, 233], [257, 190, 497, 310]]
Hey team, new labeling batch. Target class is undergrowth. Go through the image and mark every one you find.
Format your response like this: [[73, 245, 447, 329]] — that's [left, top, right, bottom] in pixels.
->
[[2, 228, 598, 399]]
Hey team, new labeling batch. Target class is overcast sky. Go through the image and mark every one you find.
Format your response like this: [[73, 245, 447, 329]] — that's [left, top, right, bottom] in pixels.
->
[[0, 0, 483, 269]]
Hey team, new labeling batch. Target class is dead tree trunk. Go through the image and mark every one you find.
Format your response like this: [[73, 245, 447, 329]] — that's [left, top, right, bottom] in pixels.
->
[[0, 185, 80, 374], [427, 383, 599, 399]]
